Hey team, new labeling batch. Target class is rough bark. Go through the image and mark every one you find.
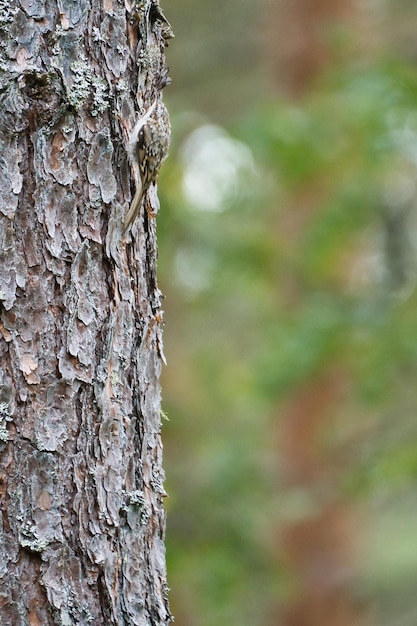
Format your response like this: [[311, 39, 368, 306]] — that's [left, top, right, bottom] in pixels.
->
[[0, 1, 172, 624]]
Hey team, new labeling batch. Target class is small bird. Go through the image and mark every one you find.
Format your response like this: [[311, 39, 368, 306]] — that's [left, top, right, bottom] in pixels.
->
[[124, 99, 171, 232]]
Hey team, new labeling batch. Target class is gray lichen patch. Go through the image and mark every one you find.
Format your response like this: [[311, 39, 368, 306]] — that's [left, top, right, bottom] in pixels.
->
[[0, 401, 12, 442], [0, 1, 19, 27], [0, 138, 23, 216], [67, 58, 95, 110], [90, 75, 109, 117], [19, 520, 51, 553], [124, 489, 151, 526], [51, 41, 110, 118]]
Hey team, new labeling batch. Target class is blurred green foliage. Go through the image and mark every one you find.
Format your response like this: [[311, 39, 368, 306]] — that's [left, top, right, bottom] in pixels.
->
[[157, 5, 417, 624]]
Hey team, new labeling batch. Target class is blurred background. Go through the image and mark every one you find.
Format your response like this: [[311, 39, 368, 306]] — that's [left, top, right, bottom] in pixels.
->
[[157, 1, 417, 624]]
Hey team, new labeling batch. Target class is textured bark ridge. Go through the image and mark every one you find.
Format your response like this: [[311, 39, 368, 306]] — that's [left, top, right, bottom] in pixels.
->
[[0, 1, 172, 624]]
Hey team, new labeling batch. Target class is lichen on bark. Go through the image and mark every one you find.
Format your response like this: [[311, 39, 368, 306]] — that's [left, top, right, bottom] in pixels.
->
[[0, 1, 173, 624]]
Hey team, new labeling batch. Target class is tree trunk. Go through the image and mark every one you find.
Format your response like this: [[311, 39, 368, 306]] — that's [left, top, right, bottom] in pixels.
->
[[0, 1, 172, 624]]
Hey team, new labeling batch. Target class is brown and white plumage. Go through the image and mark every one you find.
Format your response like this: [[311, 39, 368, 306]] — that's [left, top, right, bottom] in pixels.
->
[[124, 100, 171, 232]]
